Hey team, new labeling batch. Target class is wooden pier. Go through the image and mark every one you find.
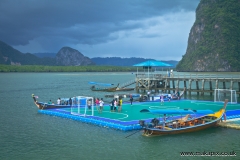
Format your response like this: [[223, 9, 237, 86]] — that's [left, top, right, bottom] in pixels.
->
[[134, 73, 240, 95]]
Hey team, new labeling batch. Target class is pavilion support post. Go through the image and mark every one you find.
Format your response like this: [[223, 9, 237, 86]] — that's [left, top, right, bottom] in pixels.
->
[[215, 80, 218, 89], [209, 81, 213, 96], [188, 79, 192, 95], [136, 78, 139, 93], [196, 81, 199, 95], [238, 82, 240, 97], [148, 79, 150, 90], [223, 81, 226, 89], [230, 81, 233, 90], [184, 81, 187, 94], [172, 80, 175, 93], [154, 80, 157, 93], [164, 79, 167, 93], [201, 79, 205, 95], [168, 79, 170, 94], [176, 80, 179, 89], [223, 81, 226, 97]]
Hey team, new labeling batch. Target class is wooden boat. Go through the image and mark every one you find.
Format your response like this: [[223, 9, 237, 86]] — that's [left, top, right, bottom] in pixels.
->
[[115, 87, 134, 91], [89, 81, 119, 92], [32, 94, 70, 110], [139, 99, 228, 136], [90, 84, 119, 92]]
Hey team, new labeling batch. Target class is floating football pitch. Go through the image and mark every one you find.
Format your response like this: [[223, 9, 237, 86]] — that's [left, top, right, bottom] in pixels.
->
[[38, 100, 240, 131]]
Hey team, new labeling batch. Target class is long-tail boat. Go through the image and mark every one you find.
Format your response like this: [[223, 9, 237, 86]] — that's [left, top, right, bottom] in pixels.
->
[[32, 94, 71, 110], [139, 99, 228, 136], [89, 82, 119, 92], [115, 87, 134, 91]]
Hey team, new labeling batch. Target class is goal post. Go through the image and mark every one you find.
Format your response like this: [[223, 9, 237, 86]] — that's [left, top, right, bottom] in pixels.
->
[[214, 89, 237, 104], [70, 96, 94, 116]]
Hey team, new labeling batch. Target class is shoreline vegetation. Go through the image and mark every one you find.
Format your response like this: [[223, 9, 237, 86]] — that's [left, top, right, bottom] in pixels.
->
[[0, 65, 158, 72]]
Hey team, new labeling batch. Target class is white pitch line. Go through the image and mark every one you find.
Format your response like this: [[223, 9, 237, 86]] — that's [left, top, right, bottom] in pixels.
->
[[149, 106, 180, 109], [101, 111, 129, 120]]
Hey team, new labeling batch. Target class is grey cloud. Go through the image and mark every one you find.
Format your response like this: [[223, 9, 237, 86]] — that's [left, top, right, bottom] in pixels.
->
[[0, 0, 199, 46], [0, 0, 200, 60]]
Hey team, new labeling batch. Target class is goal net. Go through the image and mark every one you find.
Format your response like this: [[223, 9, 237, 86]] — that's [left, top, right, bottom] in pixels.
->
[[70, 96, 94, 116], [214, 89, 237, 104]]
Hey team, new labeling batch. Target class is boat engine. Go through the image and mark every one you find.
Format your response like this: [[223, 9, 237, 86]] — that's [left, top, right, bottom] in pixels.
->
[[139, 120, 145, 127]]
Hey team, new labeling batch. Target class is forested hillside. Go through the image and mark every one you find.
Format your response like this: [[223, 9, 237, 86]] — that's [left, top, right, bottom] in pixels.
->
[[0, 40, 94, 66], [0, 40, 55, 65], [177, 0, 240, 71], [91, 57, 178, 67], [0, 40, 178, 67]]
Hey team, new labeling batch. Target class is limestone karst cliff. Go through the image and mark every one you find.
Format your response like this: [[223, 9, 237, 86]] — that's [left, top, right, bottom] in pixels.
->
[[176, 0, 240, 71]]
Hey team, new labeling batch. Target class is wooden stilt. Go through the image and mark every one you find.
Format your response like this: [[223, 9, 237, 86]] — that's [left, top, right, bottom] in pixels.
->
[[201, 79, 205, 95], [134, 74, 240, 95], [210, 81, 212, 96], [196, 81, 199, 95]]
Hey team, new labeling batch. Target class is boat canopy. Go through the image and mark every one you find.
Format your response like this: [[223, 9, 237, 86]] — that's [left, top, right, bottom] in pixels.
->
[[140, 109, 214, 115], [88, 81, 114, 86]]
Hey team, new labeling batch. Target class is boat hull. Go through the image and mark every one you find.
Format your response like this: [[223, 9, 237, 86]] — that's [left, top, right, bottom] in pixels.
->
[[141, 99, 228, 136], [90, 86, 118, 92], [35, 102, 70, 110], [142, 119, 220, 136], [32, 95, 70, 110], [115, 88, 134, 91]]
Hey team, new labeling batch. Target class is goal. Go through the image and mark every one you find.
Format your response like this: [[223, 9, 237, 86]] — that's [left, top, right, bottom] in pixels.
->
[[70, 96, 94, 116], [214, 89, 237, 104]]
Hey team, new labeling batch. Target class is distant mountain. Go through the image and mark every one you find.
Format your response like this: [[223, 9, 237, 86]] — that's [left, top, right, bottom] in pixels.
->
[[56, 47, 95, 66], [0, 40, 177, 67], [31, 54, 178, 67], [0, 40, 95, 66], [33, 52, 56, 58], [0, 40, 55, 65], [91, 57, 178, 67]]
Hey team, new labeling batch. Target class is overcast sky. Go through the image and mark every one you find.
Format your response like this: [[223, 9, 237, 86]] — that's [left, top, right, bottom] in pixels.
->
[[0, 0, 200, 60]]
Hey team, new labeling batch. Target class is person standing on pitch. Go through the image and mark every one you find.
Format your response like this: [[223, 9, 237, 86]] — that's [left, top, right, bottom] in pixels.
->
[[99, 98, 104, 113], [130, 95, 133, 105], [118, 98, 122, 112]]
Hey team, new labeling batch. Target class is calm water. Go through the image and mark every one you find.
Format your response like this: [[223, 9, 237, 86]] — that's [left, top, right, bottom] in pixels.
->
[[0, 72, 240, 160]]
